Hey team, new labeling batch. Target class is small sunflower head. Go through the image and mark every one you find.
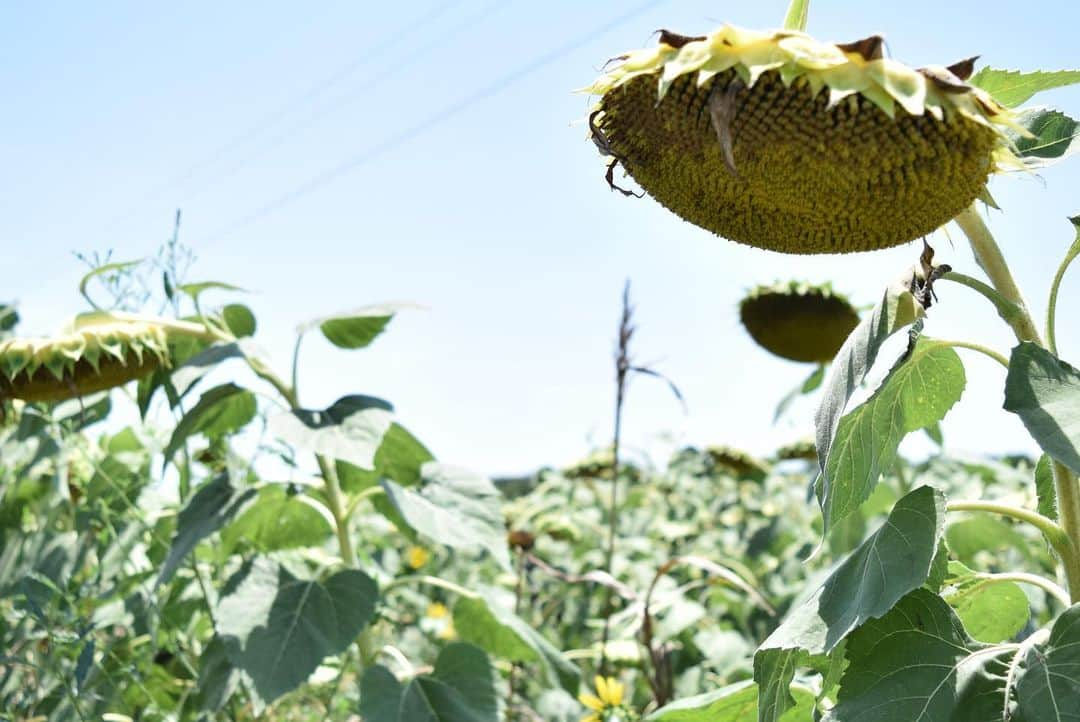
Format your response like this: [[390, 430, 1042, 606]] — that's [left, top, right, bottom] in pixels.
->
[[564, 447, 617, 480], [580, 676, 633, 722], [583, 25, 1021, 254], [405, 545, 431, 569], [776, 437, 819, 462], [0, 313, 175, 403], [705, 445, 770, 481], [739, 281, 859, 363]]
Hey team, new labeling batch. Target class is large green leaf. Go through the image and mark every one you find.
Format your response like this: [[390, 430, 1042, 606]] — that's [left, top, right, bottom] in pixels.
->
[[827, 590, 1012, 721], [754, 486, 945, 722], [359, 643, 498, 722], [969, 67, 1080, 107], [819, 340, 964, 531], [195, 636, 239, 714], [268, 394, 393, 469], [647, 680, 814, 721], [942, 562, 1030, 643], [1036, 453, 1058, 520], [815, 277, 922, 474], [1004, 342, 1080, 474], [220, 485, 332, 553], [1014, 603, 1080, 720], [163, 382, 257, 466], [453, 591, 580, 693], [1006, 107, 1080, 164], [381, 463, 512, 570], [303, 303, 415, 350], [337, 422, 434, 493], [216, 556, 377, 703], [157, 473, 256, 586]]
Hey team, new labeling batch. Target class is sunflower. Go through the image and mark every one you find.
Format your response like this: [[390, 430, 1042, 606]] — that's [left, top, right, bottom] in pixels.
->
[[706, 445, 771, 481], [739, 281, 859, 363], [583, 24, 1021, 254], [0, 313, 176, 403], [580, 676, 632, 722]]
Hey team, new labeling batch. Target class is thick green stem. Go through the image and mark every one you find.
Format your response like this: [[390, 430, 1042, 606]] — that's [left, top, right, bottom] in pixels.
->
[[972, 572, 1072, 607], [946, 500, 1074, 563], [955, 203, 1080, 602], [954, 207, 1043, 344], [782, 0, 809, 31], [1051, 460, 1080, 601], [1046, 237, 1080, 355], [928, 339, 1010, 370]]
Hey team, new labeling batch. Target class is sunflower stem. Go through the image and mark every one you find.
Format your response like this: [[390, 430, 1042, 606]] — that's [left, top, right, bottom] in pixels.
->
[[954, 203, 1080, 602], [782, 0, 810, 31], [1045, 231, 1080, 356]]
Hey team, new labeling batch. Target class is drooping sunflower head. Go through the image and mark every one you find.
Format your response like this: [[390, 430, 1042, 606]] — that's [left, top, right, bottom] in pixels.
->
[[0, 313, 175, 403], [705, 445, 771, 481], [583, 25, 1022, 254], [775, 437, 818, 462], [739, 280, 859, 363]]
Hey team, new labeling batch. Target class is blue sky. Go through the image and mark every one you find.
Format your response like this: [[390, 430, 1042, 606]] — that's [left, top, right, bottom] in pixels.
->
[[3, 1, 1080, 475]]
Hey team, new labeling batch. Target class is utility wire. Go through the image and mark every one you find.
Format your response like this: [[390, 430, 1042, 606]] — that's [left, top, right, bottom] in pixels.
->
[[172, 0, 509, 209], [204, 0, 667, 243], [102, 0, 463, 233]]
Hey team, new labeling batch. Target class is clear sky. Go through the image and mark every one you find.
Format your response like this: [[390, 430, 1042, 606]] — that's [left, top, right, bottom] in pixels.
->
[[3, 1, 1080, 476]]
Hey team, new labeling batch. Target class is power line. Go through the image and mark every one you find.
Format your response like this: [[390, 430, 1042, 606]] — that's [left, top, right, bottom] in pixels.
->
[[204, 0, 667, 242], [172, 0, 509, 210], [102, 0, 464, 233]]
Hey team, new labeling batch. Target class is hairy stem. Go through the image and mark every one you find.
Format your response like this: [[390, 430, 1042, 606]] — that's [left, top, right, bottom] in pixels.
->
[[954, 203, 1080, 602], [946, 500, 1076, 576], [927, 339, 1010, 369], [953, 207, 1043, 344], [971, 572, 1072, 607], [1046, 235, 1080, 355]]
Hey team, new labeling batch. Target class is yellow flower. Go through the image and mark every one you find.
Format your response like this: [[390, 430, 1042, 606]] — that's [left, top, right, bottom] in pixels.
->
[[405, 545, 430, 569], [579, 676, 626, 722], [425, 602, 449, 619]]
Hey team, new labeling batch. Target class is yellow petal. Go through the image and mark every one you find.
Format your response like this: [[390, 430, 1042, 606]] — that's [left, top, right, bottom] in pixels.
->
[[579, 693, 605, 712]]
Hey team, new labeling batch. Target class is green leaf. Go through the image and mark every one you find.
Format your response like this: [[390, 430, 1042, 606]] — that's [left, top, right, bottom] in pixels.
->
[[1036, 454, 1058, 520], [648, 680, 814, 721], [381, 464, 512, 571], [406, 644, 499, 722], [268, 394, 393, 469], [337, 422, 434, 493], [969, 67, 1080, 107], [304, 303, 416, 350], [815, 278, 922, 473], [819, 340, 964, 531], [359, 665, 404, 722], [943, 563, 1030, 643], [221, 485, 333, 554], [1004, 342, 1080, 475], [177, 281, 246, 303], [828, 590, 1010, 721], [221, 304, 257, 338], [78, 259, 143, 299], [0, 304, 18, 332], [782, 0, 809, 32], [157, 473, 256, 586], [1014, 603, 1080, 720], [754, 486, 945, 722], [196, 636, 239, 714], [163, 383, 257, 467], [1006, 107, 1080, 164], [217, 556, 378, 703], [453, 592, 580, 693], [945, 516, 1037, 567]]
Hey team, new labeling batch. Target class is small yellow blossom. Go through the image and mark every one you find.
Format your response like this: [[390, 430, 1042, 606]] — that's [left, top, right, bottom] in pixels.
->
[[405, 545, 430, 569], [426, 602, 449, 619], [579, 676, 626, 722]]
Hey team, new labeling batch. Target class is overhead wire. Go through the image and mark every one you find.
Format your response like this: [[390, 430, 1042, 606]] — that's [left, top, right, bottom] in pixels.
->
[[202, 0, 667, 243], [169, 0, 510, 209], [102, 0, 464, 233]]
